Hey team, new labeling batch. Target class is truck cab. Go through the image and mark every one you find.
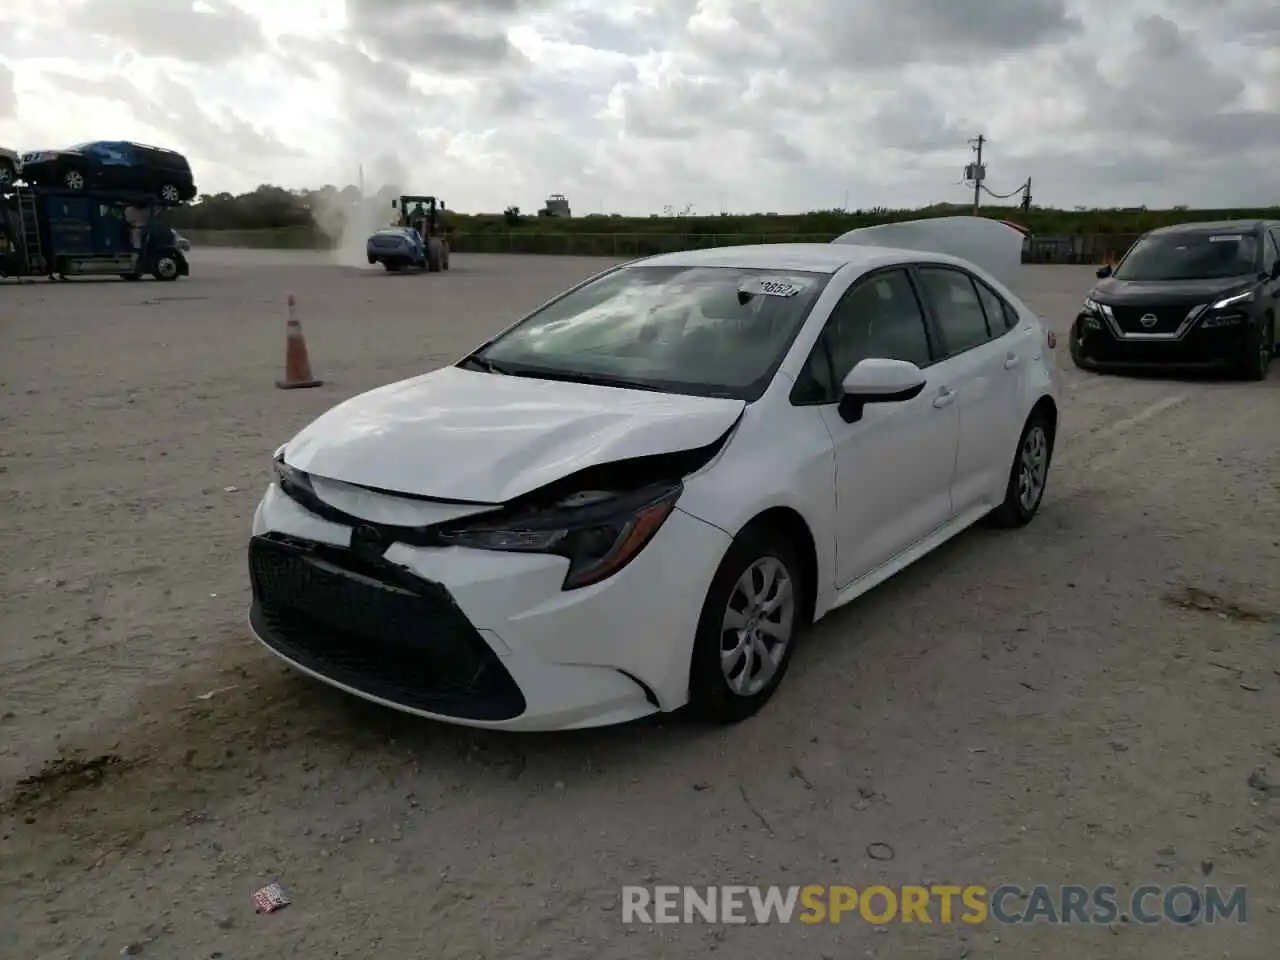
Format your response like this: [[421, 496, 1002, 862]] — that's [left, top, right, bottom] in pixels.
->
[[1, 186, 189, 281]]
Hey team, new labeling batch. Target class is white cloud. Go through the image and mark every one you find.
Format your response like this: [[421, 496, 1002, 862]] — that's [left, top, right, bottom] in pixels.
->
[[0, 0, 1276, 212]]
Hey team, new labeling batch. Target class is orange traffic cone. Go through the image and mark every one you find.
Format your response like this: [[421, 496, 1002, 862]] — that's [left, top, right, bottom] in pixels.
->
[[276, 295, 322, 389]]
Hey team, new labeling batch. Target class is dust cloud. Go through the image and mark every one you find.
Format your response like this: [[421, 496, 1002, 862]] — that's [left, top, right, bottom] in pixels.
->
[[309, 153, 408, 268]]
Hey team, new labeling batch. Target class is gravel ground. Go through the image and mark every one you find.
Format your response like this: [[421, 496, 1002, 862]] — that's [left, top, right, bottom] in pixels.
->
[[1, 252, 1278, 959]]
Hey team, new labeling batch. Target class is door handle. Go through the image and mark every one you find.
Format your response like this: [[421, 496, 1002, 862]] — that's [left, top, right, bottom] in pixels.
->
[[1003, 352, 1020, 369], [932, 387, 956, 408]]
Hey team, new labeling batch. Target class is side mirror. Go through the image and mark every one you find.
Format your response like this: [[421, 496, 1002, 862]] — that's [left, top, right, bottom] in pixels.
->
[[838, 359, 927, 424], [1095, 265, 1112, 278]]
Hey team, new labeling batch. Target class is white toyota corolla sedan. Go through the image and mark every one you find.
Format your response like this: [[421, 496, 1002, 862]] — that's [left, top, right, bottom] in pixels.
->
[[249, 217, 1059, 731]]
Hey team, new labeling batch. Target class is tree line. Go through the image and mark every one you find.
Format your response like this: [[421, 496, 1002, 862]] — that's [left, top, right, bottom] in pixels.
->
[[167, 183, 1280, 241]]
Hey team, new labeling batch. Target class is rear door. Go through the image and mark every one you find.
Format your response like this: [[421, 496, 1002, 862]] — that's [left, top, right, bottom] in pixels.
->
[[913, 264, 1024, 515]]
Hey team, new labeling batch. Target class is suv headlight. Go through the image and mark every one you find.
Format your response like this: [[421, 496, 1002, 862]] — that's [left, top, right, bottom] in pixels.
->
[[1208, 290, 1253, 311], [438, 482, 682, 590]]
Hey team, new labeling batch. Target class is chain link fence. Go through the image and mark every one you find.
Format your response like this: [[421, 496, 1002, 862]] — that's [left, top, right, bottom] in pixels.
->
[[183, 228, 1145, 264]]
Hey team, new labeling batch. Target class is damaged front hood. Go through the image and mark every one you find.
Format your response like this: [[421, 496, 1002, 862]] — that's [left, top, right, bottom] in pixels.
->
[[283, 365, 746, 502]]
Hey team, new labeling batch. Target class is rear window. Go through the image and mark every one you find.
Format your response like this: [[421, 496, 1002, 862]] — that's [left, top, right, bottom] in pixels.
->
[[1115, 230, 1260, 281]]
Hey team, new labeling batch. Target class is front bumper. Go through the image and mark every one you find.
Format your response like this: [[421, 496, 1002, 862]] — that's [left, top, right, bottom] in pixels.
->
[[1072, 309, 1252, 369], [247, 482, 731, 730]]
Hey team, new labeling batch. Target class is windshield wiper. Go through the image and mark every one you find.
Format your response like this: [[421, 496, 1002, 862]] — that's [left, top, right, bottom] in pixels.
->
[[506, 370, 667, 392], [458, 355, 514, 375]]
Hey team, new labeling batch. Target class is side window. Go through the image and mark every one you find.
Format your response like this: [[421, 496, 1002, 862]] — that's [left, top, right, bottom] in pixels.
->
[[1264, 230, 1280, 273], [916, 266, 992, 355], [792, 269, 933, 404], [973, 277, 1015, 336]]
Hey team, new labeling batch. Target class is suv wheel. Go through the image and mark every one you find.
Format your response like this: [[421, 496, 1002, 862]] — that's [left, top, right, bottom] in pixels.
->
[[63, 169, 85, 190], [1239, 316, 1273, 381], [159, 184, 181, 203]]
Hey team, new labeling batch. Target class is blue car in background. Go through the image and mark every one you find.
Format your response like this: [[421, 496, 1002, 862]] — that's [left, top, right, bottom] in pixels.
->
[[366, 226, 427, 271]]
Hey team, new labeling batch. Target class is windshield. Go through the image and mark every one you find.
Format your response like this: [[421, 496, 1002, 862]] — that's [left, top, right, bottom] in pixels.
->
[[468, 265, 831, 401], [1115, 231, 1260, 281]]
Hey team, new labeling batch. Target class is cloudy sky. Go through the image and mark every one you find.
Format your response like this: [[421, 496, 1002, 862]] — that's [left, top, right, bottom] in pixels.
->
[[0, 0, 1277, 214]]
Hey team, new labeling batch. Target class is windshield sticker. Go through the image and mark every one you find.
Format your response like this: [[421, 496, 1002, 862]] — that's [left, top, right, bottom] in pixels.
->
[[746, 278, 803, 297], [1209, 235, 1242, 242]]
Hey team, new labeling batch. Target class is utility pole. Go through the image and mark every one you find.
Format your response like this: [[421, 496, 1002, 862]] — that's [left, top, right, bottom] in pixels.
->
[[1021, 176, 1032, 214], [968, 134, 985, 214]]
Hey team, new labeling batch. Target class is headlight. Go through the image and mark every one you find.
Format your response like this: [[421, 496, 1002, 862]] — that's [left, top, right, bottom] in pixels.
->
[[1082, 297, 1110, 316], [1209, 290, 1253, 311], [438, 482, 682, 590], [273, 455, 315, 500]]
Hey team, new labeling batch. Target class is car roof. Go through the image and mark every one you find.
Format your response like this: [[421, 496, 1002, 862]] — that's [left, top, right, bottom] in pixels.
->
[[1147, 220, 1268, 236], [634, 242, 957, 276]]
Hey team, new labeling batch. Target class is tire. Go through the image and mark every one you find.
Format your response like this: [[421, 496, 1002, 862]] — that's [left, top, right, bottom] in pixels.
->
[[686, 525, 804, 724], [986, 409, 1054, 528], [0, 161, 14, 188], [1238, 315, 1273, 381], [151, 255, 179, 281], [426, 237, 443, 272], [158, 183, 182, 204], [1068, 317, 1089, 369], [62, 167, 86, 190]]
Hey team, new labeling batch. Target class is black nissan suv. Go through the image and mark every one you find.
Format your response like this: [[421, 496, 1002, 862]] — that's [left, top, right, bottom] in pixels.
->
[[1072, 220, 1279, 380]]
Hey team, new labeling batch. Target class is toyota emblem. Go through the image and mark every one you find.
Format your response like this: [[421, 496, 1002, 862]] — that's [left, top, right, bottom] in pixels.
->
[[1139, 313, 1158, 328]]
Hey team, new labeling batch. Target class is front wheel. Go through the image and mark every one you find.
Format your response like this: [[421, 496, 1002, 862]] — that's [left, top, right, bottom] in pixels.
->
[[686, 527, 804, 724], [986, 410, 1054, 528], [151, 255, 179, 281], [159, 183, 182, 204], [62, 168, 86, 190], [1069, 317, 1090, 369], [1238, 316, 1273, 381]]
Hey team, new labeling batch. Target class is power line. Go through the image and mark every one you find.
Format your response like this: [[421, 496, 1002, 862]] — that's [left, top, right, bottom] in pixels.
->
[[963, 134, 1033, 214]]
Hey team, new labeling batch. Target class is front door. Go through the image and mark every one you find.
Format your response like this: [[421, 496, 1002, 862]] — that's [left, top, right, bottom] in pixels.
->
[[798, 267, 960, 586]]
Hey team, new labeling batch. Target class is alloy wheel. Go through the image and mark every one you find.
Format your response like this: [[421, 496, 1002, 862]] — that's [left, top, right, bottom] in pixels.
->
[[720, 556, 795, 697], [1017, 425, 1048, 511], [65, 171, 84, 189]]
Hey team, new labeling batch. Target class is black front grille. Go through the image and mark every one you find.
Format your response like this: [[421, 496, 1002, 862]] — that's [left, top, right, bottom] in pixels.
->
[[248, 534, 525, 721], [371, 237, 405, 249], [1080, 324, 1245, 365], [1110, 304, 1193, 335]]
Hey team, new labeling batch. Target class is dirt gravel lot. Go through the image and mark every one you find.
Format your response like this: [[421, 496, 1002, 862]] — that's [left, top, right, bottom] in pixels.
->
[[2, 252, 1279, 959]]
